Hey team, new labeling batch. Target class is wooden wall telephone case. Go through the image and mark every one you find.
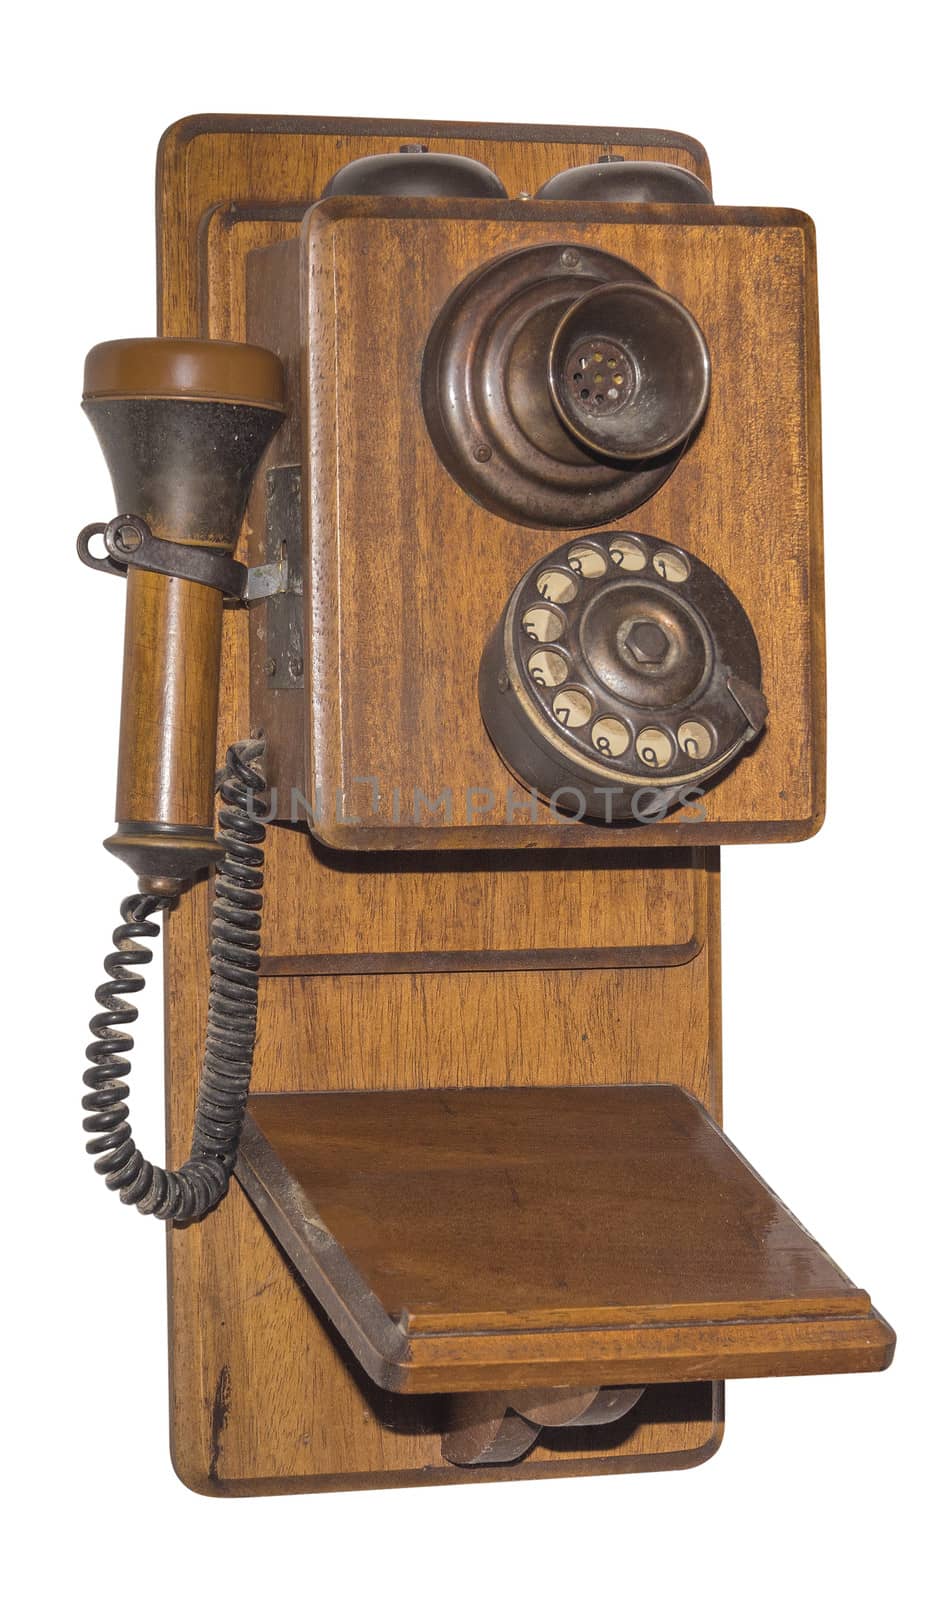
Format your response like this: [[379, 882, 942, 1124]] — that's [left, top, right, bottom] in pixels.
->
[[78, 115, 894, 1495]]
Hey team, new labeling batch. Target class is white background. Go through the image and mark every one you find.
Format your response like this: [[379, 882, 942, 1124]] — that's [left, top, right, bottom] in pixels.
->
[[4, 4, 941, 1595]]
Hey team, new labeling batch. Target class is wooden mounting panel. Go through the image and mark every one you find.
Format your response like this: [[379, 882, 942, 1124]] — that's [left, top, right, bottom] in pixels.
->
[[237, 1085, 893, 1394]]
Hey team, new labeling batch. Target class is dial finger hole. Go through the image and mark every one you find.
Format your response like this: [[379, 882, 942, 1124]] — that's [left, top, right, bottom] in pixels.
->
[[678, 720, 714, 760], [552, 687, 593, 728], [521, 605, 564, 643], [528, 648, 569, 688], [591, 716, 630, 758], [609, 536, 647, 572], [567, 544, 608, 579], [652, 547, 691, 584], [635, 727, 675, 769], [537, 568, 579, 604]]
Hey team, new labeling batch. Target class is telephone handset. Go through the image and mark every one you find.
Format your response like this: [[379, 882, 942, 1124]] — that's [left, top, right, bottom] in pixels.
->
[[79, 339, 284, 1218]]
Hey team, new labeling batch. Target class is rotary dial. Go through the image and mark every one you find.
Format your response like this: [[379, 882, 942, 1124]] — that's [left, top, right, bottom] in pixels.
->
[[479, 531, 767, 823]]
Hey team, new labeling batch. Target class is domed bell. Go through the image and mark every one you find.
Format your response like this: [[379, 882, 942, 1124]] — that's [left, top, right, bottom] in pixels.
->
[[535, 156, 712, 204], [322, 145, 507, 199]]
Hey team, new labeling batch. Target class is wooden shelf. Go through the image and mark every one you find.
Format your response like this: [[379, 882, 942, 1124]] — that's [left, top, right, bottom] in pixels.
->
[[237, 1085, 893, 1394]]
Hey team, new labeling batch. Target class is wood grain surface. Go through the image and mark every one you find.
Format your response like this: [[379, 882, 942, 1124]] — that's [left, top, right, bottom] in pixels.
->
[[115, 568, 222, 833], [238, 1085, 894, 1392], [257, 832, 706, 974], [297, 200, 823, 850]]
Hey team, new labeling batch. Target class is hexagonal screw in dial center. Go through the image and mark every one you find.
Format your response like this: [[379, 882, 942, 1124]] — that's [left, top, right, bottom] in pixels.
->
[[625, 619, 670, 664]]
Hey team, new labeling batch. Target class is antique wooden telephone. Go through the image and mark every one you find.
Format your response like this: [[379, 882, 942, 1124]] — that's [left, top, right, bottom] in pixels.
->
[[78, 116, 894, 1493]]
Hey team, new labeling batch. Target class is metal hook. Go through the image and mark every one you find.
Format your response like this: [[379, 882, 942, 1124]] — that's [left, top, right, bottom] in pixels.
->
[[76, 521, 128, 578]]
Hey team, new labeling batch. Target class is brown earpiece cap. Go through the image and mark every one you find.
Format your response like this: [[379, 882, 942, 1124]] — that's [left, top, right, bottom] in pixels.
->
[[83, 337, 285, 411]]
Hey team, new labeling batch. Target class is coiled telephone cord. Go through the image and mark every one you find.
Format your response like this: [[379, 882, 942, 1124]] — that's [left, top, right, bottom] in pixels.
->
[[82, 740, 267, 1220]]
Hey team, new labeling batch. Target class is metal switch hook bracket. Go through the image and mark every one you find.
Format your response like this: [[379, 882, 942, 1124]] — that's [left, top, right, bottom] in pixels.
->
[[77, 514, 247, 598], [77, 513, 297, 603]]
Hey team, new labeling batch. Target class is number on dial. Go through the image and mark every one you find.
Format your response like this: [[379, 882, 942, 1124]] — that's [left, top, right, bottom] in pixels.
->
[[528, 649, 568, 688]]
